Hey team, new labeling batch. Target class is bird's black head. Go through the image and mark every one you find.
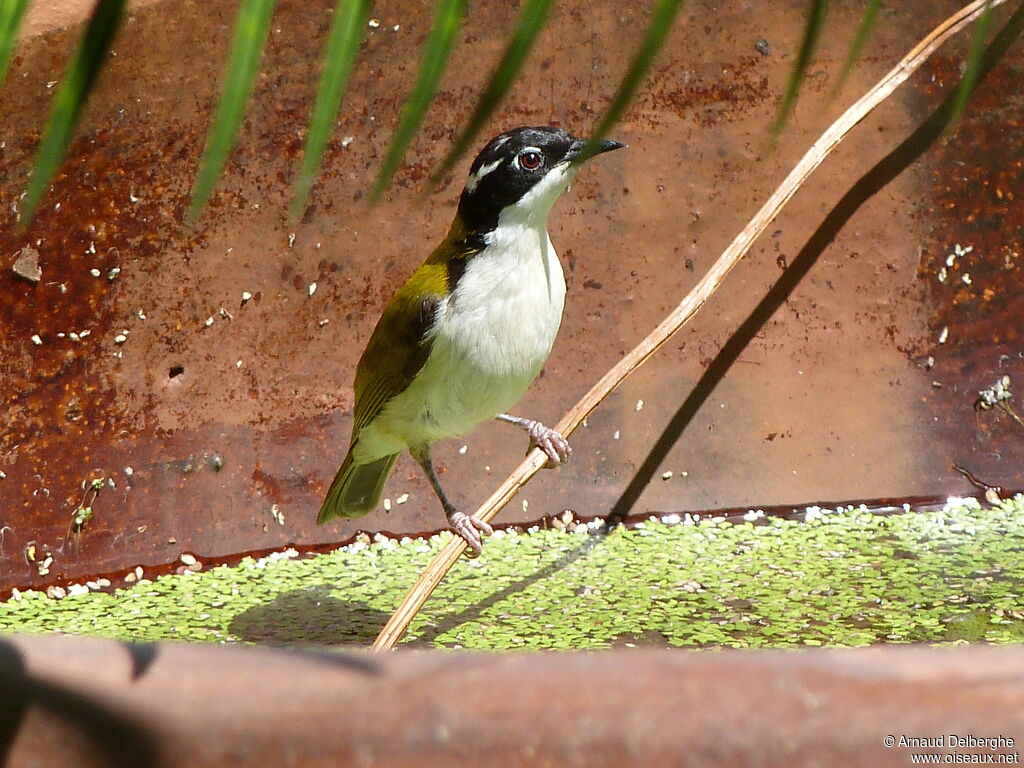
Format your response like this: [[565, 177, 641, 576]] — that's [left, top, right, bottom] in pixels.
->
[[457, 126, 624, 234]]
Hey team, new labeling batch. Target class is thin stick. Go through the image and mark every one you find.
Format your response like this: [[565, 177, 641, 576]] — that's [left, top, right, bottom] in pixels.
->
[[372, 0, 1006, 652]]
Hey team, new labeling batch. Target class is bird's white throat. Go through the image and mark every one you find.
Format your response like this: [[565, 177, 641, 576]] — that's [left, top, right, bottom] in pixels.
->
[[490, 161, 577, 231]]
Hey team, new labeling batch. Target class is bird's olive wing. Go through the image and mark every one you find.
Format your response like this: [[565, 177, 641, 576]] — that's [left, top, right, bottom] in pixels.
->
[[351, 261, 447, 434]]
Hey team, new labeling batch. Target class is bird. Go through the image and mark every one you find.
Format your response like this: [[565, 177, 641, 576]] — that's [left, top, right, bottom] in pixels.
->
[[317, 125, 624, 554]]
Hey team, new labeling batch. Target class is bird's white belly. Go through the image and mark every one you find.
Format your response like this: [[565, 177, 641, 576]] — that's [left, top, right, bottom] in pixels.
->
[[377, 227, 565, 448]]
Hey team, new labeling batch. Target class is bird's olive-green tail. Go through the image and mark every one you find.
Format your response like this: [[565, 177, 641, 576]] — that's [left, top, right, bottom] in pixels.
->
[[316, 451, 399, 524]]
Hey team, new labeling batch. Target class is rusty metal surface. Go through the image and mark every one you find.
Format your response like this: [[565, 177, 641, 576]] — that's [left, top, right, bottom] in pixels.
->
[[3, 634, 1024, 767], [1, 0, 1022, 591], [916, 62, 1024, 491]]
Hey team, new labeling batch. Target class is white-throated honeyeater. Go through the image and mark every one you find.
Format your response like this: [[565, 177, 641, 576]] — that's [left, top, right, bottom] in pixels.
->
[[317, 125, 623, 554]]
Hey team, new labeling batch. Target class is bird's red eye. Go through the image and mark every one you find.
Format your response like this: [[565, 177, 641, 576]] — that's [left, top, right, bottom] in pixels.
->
[[519, 151, 542, 170]]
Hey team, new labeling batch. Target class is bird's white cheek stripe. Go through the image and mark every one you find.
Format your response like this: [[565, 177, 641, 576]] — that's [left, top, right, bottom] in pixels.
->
[[465, 158, 503, 193]]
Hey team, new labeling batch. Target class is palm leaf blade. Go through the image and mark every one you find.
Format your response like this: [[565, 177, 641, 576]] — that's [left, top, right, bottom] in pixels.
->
[[833, 0, 882, 95], [290, 0, 371, 221], [187, 0, 276, 227], [577, 0, 684, 162], [431, 0, 554, 185], [771, 0, 830, 137], [0, 0, 30, 88], [21, 0, 126, 226], [371, 0, 466, 200], [946, 0, 996, 134]]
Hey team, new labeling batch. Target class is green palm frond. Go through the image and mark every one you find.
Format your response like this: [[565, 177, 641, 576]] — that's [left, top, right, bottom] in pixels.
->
[[20, 0, 126, 226], [577, 0, 684, 162], [186, 0, 276, 227], [0, 0, 29, 87], [833, 0, 882, 95], [290, 0, 371, 221], [430, 0, 554, 187], [370, 0, 466, 200], [771, 0, 830, 138], [947, 0, 996, 133], [2, 1, 1012, 229]]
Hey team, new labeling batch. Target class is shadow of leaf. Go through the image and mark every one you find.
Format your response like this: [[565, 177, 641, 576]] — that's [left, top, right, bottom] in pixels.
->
[[228, 585, 390, 646]]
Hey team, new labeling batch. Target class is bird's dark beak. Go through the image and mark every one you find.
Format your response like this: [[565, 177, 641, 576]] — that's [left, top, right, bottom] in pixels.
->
[[596, 138, 627, 154], [566, 137, 627, 165]]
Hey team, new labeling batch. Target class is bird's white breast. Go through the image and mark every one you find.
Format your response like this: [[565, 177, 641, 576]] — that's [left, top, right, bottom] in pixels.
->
[[380, 216, 566, 446]]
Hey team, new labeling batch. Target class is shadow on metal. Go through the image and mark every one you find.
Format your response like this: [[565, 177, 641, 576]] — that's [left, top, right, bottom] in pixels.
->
[[606, 2, 1024, 528]]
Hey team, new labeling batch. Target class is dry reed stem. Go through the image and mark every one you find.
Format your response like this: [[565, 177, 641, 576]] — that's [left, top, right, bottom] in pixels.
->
[[372, 0, 1007, 651]]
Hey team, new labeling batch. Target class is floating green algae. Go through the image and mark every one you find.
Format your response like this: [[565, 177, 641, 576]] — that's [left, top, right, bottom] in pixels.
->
[[2, 496, 1024, 650]]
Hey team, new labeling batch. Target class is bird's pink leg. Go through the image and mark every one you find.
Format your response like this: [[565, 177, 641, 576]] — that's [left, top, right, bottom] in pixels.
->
[[411, 445, 492, 556]]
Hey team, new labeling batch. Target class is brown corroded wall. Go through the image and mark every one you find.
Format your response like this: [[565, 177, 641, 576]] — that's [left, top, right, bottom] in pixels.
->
[[1, 0, 1022, 590]]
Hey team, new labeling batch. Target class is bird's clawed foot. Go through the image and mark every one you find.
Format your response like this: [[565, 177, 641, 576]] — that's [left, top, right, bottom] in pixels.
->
[[446, 509, 494, 557], [526, 420, 572, 468], [497, 414, 572, 469], [412, 446, 494, 556]]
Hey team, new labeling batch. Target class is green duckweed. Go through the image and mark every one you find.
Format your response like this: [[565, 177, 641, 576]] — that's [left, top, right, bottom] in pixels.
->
[[2, 496, 1023, 650]]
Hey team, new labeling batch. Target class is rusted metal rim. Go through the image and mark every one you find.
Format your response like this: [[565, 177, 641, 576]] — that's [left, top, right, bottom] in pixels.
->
[[2, 634, 1023, 767]]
